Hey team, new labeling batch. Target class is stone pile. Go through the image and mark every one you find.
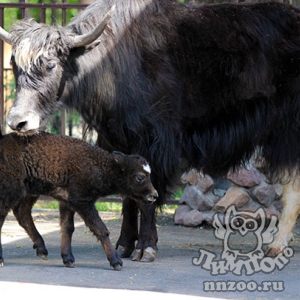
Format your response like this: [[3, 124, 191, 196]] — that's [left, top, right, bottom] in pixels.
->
[[174, 163, 283, 227]]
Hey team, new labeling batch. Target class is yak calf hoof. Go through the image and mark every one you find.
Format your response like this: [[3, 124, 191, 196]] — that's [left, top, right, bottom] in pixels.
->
[[36, 250, 48, 260], [112, 263, 123, 271], [132, 247, 157, 262], [110, 255, 123, 271], [34, 245, 48, 260], [62, 252, 75, 268], [64, 261, 76, 268]]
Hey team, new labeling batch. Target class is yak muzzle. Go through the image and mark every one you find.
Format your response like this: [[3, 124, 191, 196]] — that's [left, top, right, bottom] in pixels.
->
[[6, 108, 40, 134], [146, 190, 159, 203]]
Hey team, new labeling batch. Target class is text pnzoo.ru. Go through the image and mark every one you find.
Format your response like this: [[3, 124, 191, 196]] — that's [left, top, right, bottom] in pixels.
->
[[203, 280, 284, 292]]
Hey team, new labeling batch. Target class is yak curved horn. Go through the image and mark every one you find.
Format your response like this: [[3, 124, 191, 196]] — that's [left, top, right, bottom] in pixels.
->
[[72, 5, 115, 48], [0, 26, 12, 45]]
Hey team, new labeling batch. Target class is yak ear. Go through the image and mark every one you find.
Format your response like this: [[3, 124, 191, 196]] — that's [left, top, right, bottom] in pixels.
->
[[112, 151, 125, 164]]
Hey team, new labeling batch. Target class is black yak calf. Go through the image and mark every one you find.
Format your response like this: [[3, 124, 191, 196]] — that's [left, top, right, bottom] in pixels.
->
[[0, 131, 157, 269]]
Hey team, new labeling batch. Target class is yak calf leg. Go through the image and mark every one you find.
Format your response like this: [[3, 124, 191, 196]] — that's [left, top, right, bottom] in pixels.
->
[[59, 202, 76, 268], [116, 197, 138, 258], [13, 195, 48, 260], [132, 202, 158, 262], [0, 214, 6, 267], [71, 200, 123, 270]]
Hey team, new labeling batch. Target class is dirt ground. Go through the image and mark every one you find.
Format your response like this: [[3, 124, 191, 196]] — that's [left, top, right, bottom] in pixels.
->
[[1, 210, 300, 299]]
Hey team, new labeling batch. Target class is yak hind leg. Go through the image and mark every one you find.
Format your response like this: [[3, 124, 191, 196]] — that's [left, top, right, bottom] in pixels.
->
[[13, 195, 48, 260], [132, 202, 158, 263], [116, 197, 139, 258], [59, 202, 76, 268], [266, 177, 300, 257]]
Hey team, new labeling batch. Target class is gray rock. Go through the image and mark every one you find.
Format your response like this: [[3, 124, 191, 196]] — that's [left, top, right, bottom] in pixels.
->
[[227, 166, 263, 188], [182, 210, 203, 227], [173, 205, 191, 225], [252, 182, 276, 207], [181, 169, 214, 193], [179, 185, 214, 211], [215, 186, 251, 213]]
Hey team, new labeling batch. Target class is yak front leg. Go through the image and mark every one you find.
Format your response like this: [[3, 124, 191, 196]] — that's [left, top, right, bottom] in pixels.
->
[[71, 199, 123, 270], [116, 197, 139, 258], [266, 178, 300, 257], [13, 195, 48, 260], [132, 202, 158, 262]]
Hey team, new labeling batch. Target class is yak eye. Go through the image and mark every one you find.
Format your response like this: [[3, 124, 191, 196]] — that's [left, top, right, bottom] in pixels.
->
[[46, 62, 56, 71], [136, 175, 145, 183]]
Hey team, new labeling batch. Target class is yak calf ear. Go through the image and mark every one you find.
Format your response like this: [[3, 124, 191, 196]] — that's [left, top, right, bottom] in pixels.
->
[[112, 151, 125, 164]]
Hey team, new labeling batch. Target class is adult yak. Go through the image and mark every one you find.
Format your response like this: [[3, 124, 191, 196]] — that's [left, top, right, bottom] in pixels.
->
[[1, 0, 300, 262]]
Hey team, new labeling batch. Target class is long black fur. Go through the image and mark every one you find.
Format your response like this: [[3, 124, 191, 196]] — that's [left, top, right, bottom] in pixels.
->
[[63, 1, 300, 195]]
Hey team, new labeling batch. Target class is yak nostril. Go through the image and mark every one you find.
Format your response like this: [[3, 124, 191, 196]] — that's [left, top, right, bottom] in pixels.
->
[[151, 191, 158, 201], [16, 121, 26, 131]]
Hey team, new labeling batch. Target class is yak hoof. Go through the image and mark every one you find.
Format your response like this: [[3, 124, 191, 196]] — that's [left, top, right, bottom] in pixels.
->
[[132, 247, 157, 262], [131, 249, 143, 261], [140, 247, 157, 262], [265, 246, 284, 258], [0, 261, 3, 267], [117, 245, 133, 258]]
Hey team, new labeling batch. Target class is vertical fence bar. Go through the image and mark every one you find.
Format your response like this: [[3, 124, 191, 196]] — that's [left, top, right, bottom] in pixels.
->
[[60, 0, 67, 135], [19, 0, 26, 19], [40, 7, 46, 23], [0, 8, 4, 133]]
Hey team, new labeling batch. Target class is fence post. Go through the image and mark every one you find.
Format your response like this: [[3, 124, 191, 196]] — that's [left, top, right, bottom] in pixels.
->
[[0, 8, 4, 133]]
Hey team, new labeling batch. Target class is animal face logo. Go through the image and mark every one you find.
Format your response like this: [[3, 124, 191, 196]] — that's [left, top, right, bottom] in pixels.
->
[[213, 205, 278, 261], [193, 205, 293, 275]]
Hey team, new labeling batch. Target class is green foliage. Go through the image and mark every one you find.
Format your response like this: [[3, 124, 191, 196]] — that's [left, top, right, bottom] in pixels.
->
[[3, 74, 15, 102], [173, 185, 185, 200]]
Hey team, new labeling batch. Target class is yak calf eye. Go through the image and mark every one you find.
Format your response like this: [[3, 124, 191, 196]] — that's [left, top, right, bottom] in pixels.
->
[[136, 175, 145, 183]]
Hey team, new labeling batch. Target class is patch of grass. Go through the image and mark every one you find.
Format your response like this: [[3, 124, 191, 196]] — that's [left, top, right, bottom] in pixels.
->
[[95, 202, 122, 212], [159, 204, 178, 215], [33, 199, 177, 214], [33, 200, 60, 210], [33, 199, 123, 212]]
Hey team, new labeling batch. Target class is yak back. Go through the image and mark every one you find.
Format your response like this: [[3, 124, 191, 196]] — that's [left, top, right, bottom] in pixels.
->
[[0, 132, 120, 196]]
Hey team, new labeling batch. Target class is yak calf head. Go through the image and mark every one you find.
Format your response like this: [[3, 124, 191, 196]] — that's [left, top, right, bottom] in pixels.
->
[[112, 151, 158, 204]]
